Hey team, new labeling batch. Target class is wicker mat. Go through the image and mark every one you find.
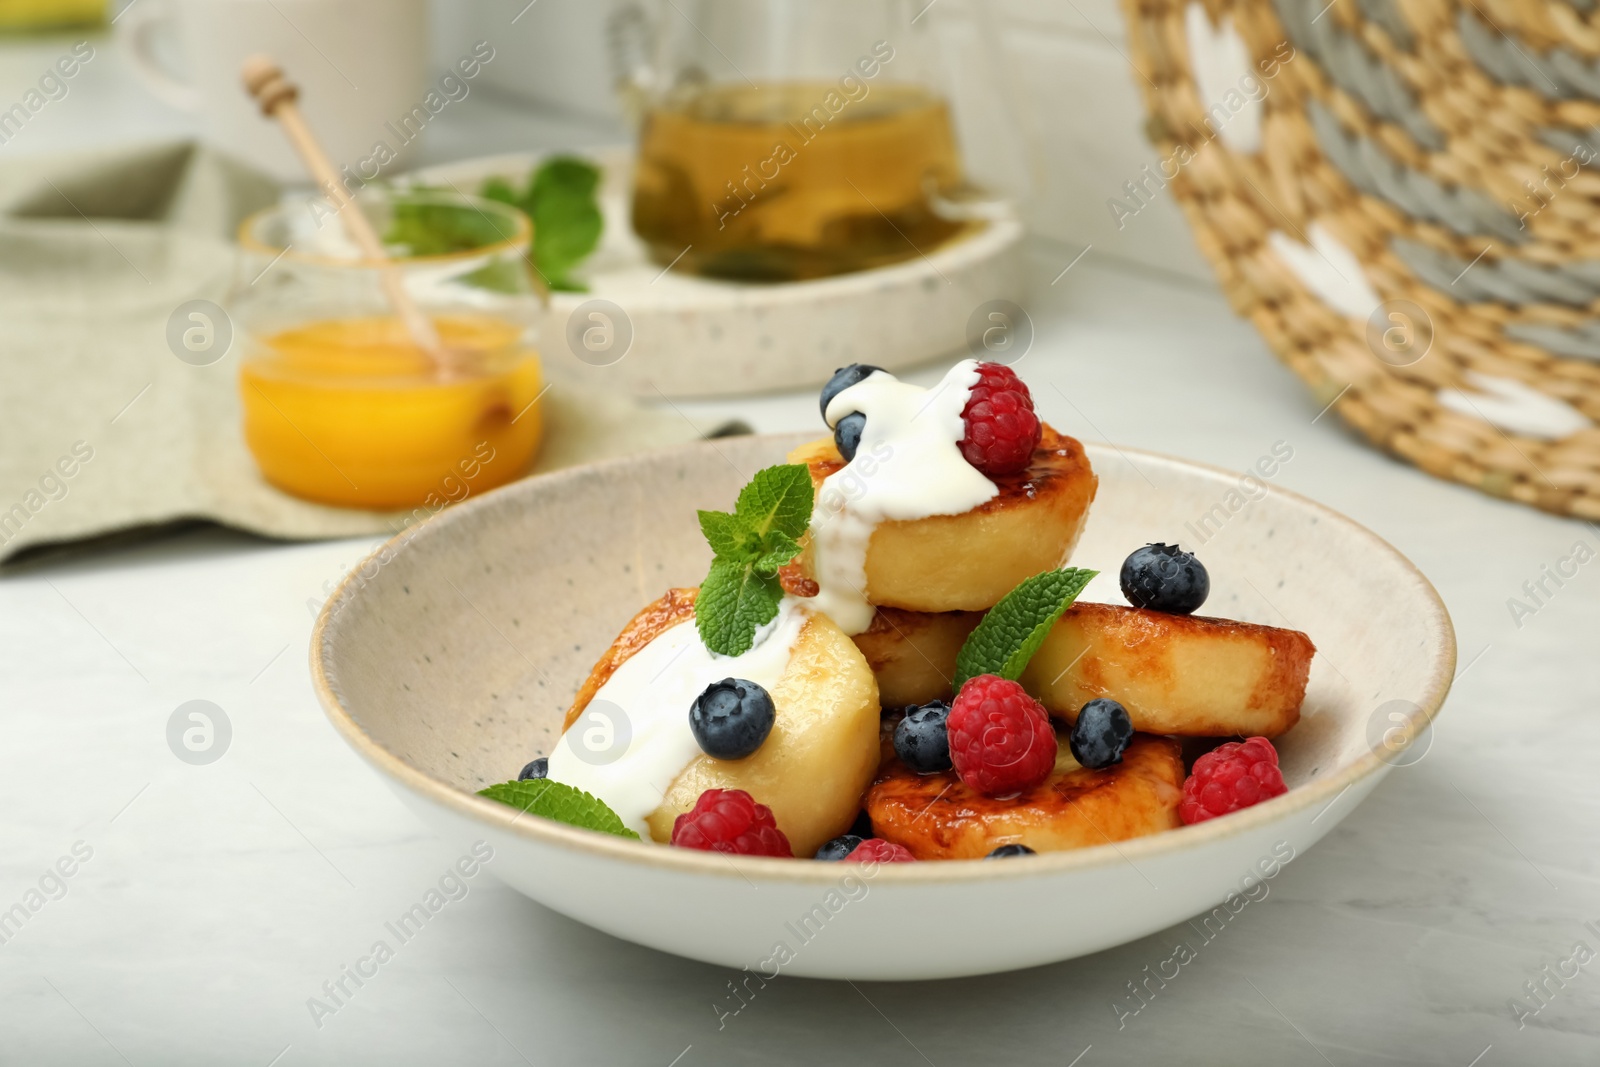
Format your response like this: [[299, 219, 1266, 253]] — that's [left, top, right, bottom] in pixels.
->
[[1123, 0, 1600, 519]]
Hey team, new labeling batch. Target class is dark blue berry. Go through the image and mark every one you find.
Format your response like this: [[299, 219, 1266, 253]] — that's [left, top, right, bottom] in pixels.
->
[[820, 363, 884, 423], [1120, 543, 1209, 614], [689, 678, 775, 760], [986, 844, 1036, 859], [834, 411, 866, 462], [893, 701, 952, 774], [518, 757, 548, 780], [815, 835, 864, 860], [1069, 698, 1134, 769], [849, 809, 873, 839]]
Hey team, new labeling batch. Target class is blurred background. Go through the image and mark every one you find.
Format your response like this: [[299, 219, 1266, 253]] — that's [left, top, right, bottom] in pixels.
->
[[2, 0, 1163, 551], [0, 0, 1175, 268], [4, 0, 1598, 540]]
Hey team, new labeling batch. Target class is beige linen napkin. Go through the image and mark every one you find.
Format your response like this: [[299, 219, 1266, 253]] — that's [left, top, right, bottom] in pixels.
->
[[0, 141, 720, 564]]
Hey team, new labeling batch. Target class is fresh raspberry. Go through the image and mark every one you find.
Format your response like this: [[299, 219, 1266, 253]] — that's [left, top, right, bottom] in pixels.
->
[[1179, 737, 1288, 825], [959, 362, 1042, 476], [671, 788, 792, 857], [845, 839, 916, 863], [947, 675, 1057, 796]]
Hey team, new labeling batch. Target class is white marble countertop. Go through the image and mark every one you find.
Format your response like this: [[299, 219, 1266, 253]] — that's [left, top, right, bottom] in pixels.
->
[[3, 25, 1599, 1067]]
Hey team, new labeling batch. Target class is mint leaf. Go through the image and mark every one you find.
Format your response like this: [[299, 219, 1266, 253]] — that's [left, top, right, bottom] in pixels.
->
[[697, 509, 756, 559], [734, 464, 814, 542], [386, 160, 602, 294], [697, 557, 782, 656], [385, 193, 520, 256], [753, 532, 801, 577], [527, 156, 603, 292], [692, 464, 814, 656], [953, 568, 1098, 689], [478, 779, 640, 839], [459, 259, 529, 294], [479, 175, 519, 208]]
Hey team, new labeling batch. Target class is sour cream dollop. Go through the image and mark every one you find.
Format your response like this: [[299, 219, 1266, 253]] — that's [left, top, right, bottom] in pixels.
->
[[545, 597, 810, 839], [808, 360, 998, 635]]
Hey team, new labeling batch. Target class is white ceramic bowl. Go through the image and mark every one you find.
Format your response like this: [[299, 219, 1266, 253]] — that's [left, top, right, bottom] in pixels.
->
[[311, 434, 1455, 979]]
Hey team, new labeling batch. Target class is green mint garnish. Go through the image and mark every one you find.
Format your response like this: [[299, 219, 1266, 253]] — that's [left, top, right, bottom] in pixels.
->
[[953, 568, 1098, 689], [695, 463, 814, 656], [389, 155, 604, 292], [478, 779, 640, 839], [483, 156, 603, 292], [385, 195, 521, 255]]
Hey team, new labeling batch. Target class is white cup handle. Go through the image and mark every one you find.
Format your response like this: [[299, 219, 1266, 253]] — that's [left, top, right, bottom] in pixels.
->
[[116, 0, 201, 111]]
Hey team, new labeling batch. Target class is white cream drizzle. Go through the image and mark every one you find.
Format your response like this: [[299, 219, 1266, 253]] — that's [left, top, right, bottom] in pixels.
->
[[808, 360, 998, 636], [546, 597, 810, 839]]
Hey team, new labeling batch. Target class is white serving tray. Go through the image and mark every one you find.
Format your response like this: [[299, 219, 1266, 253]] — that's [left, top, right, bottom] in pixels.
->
[[409, 147, 1026, 398]]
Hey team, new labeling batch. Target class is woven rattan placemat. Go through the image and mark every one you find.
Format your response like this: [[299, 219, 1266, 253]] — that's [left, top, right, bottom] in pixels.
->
[[1124, 0, 1600, 519]]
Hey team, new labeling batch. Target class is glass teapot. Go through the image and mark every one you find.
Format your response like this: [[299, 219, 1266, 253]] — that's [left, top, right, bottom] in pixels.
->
[[611, 0, 1002, 282]]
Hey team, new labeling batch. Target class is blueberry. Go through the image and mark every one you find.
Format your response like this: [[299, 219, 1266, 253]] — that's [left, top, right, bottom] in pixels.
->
[[820, 363, 884, 423], [834, 411, 866, 462], [518, 757, 548, 780], [1069, 698, 1134, 769], [985, 844, 1036, 859], [815, 835, 864, 861], [1120, 543, 1209, 614], [849, 809, 874, 839], [689, 678, 775, 760], [893, 700, 952, 774]]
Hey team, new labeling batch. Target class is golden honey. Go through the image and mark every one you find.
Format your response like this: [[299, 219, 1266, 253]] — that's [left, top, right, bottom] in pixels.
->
[[240, 314, 542, 510]]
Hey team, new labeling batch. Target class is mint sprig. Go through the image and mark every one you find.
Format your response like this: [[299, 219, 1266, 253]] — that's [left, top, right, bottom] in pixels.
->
[[478, 779, 640, 839], [482, 156, 603, 291], [529, 157, 604, 292], [391, 155, 604, 292], [953, 568, 1098, 689], [695, 463, 814, 656]]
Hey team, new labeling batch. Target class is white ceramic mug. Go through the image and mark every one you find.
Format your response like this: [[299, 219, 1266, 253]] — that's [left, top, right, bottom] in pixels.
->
[[117, 0, 428, 182]]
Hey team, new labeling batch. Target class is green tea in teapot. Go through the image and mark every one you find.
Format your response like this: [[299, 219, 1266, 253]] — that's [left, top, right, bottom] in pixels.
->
[[631, 80, 965, 281]]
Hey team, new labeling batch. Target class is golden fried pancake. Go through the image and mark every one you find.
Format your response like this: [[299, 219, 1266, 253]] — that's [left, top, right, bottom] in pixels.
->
[[566, 588, 881, 857], [848, 607, 980, 709], [866, 734, 1184, 860], [823, 600, 1312, 736], [784, 424, 1097, 613], [1021, 602, 1313, 738]]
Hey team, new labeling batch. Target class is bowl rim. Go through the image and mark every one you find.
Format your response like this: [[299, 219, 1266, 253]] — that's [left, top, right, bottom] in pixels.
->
[[310, 433, 1457, 884]]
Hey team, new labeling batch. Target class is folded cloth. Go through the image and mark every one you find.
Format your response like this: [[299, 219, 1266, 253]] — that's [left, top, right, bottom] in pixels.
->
[[0, 141, 722, 564]]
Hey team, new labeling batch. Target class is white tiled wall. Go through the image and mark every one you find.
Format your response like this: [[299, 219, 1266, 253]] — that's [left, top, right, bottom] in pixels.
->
[[442, 0, 1214, 283]]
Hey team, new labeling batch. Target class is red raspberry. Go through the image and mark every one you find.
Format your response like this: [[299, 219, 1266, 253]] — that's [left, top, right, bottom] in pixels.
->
[[671, 788, 792, 857], [947, 675, 1057, 796], [1179, 737, 1288, 825], [845, 839, 916, 863], [959, 362, 1042, 476]]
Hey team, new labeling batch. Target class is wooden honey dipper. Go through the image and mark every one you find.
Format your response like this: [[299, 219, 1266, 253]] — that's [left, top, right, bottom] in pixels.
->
[[240, 55, 453, 373]]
